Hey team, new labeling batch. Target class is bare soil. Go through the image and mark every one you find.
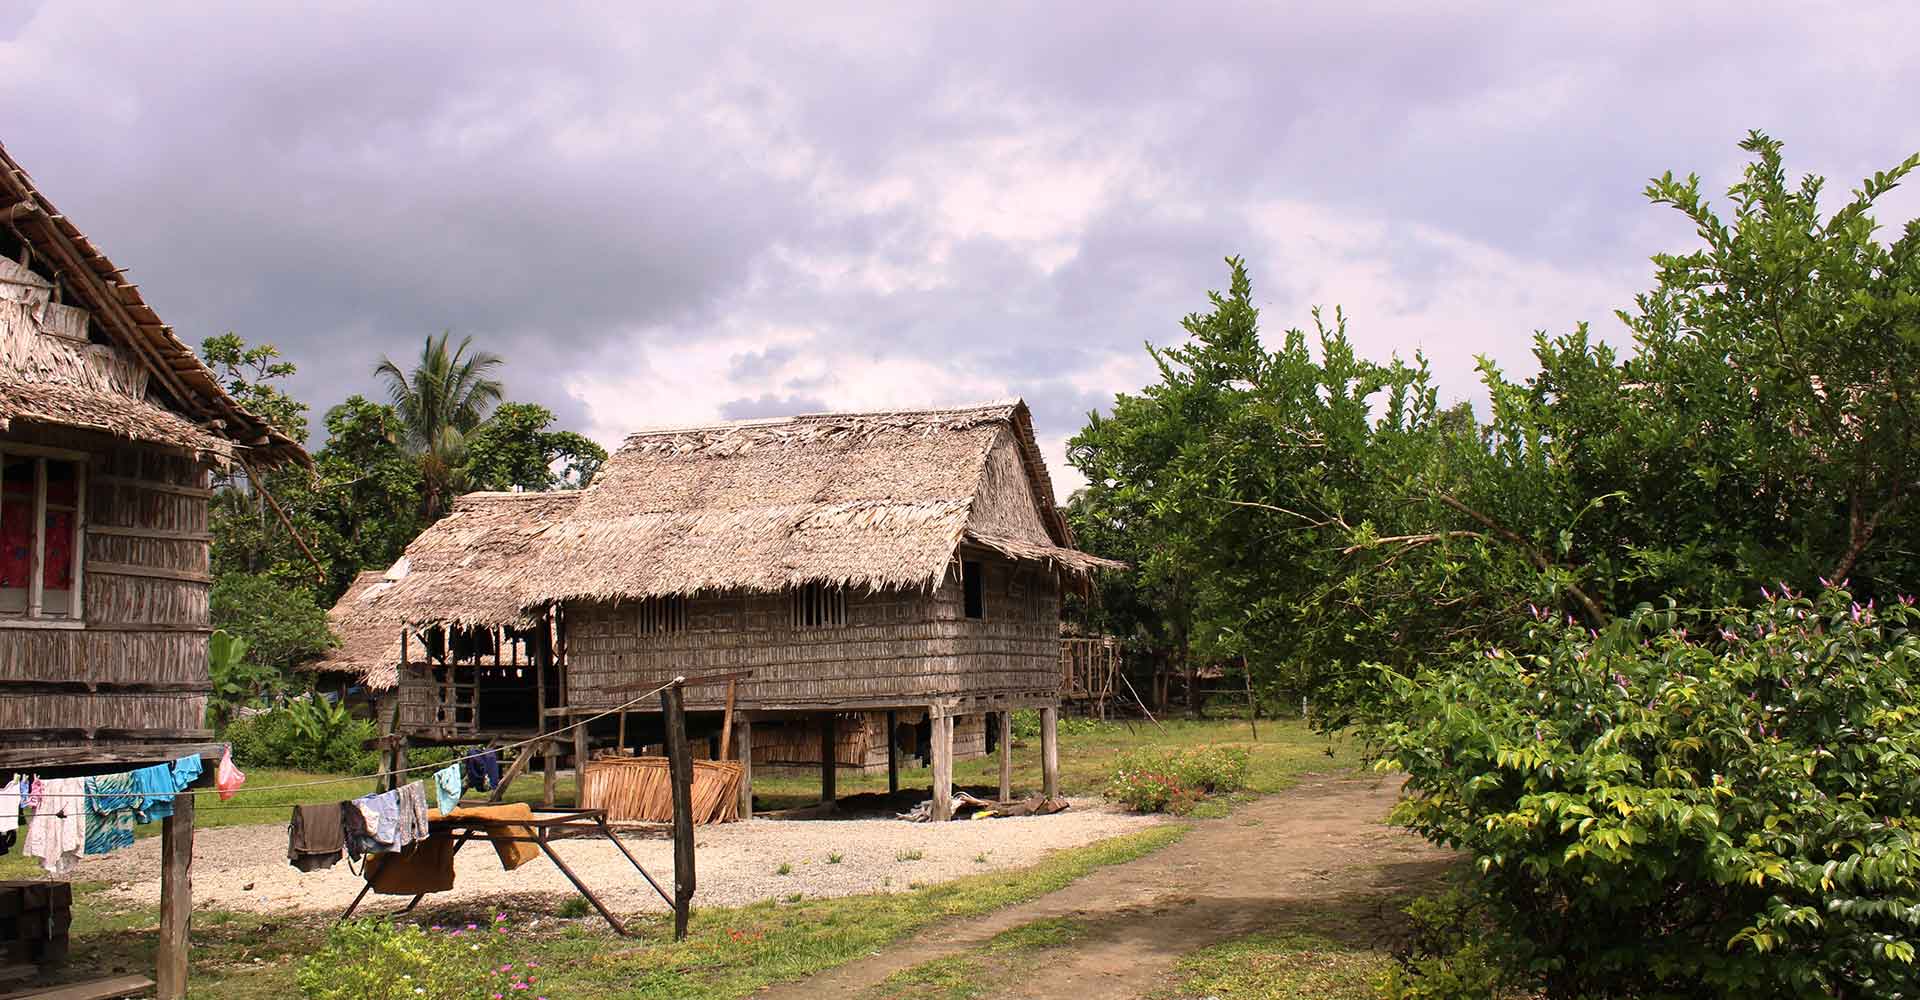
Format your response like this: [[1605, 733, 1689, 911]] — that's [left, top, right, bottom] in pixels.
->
[[759, 772, 1452, 1000]]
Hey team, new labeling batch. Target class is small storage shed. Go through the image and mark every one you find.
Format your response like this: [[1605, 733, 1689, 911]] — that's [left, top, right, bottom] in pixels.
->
[[336, 403, 1120, 819], [0, 141, 307, 997]]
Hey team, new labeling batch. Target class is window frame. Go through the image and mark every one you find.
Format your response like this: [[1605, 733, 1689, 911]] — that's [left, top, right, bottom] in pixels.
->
[[961, 559, 984, 620], [0, 443, 88, 628], [789, 582, 848, 630], [633, 594, 688, 636]]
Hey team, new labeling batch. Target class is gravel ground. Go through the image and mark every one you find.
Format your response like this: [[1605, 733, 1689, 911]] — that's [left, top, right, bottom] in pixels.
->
[[76, 800, 1161, 916]]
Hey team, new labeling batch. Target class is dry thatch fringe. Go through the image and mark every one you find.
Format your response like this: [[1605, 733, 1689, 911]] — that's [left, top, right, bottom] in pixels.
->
[[0, 299, 235, 461], [311, 569, 406, 689], [0, 141, 306, 467]]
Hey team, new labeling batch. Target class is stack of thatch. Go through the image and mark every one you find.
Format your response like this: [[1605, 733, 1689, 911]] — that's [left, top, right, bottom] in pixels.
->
[[580, 756, 742, 824]]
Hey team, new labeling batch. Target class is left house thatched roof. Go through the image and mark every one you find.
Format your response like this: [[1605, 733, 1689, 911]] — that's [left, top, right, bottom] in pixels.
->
[[314, 491, 582, 688], [0, 141, 307, 466]]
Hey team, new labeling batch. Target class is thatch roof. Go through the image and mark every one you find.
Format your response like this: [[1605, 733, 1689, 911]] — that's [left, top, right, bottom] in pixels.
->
[[338, 401, 1121, 667], [0, 142, 306, 466], [312, 569, 406, 689]]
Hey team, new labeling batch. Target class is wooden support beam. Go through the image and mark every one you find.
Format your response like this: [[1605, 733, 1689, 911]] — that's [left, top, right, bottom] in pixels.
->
[[717, 680, 737, 762], [573, 716, 590, 808], [542, 738, 557, 807], [1040, 707, 1060, 800], [885, 709, 899, 795], [819, 712, 837, 804], [487, 746, 533, 804], [660, 679, 696, 941], [930, 715, 954, 822], [998, 711, 1013, 803], [735, 713, 754, 820], [156, 793, 194, 999]]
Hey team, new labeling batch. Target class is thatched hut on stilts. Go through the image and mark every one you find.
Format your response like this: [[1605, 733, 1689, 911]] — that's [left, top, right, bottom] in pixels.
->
[[327, 402, 1121, 820]]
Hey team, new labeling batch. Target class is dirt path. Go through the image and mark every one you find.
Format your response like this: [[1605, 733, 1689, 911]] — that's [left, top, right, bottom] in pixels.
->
[[758, 772, 1451, 1000]]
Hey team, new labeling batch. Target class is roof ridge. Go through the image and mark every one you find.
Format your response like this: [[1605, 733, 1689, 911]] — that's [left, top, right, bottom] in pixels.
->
[[618, 398, 1024, 442]]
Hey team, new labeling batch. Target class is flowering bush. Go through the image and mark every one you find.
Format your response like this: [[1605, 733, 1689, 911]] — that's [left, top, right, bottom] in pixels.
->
[[297, 915, 545, 1000], [1367, 587, 1920, 998], [1103, 745, 1249, 813]]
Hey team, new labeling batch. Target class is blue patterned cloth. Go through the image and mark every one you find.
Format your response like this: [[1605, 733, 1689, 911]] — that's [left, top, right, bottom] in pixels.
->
[[432, 764, 463, 814], [83, 773, 138, 855], [345, 790, 402, 860]]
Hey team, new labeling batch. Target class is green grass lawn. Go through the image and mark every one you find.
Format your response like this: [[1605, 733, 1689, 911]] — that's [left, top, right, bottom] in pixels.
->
[[751, 715, 1355, 810]]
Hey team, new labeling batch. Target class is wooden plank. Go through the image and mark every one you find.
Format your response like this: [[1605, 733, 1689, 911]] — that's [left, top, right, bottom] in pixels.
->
[[735, 714, 753, 820], [487, 745, 534, 804], [931, 715, 954, 822], [998, 710, 1013, 803], [93, 476, 213, 499], [659, 680, 696, 940], [85, 525, 212, 542], [156, 793, 194, 998], [819, 712, 836, 804], [86, 562, 211, 584], [1040, 707, 1060, 800], [0, 975, 157, 1000]]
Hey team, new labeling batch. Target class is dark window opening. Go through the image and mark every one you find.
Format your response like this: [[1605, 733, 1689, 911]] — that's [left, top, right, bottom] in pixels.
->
[[635, 595, 688, 635], [790, 582, 847, 628], [962, 560, 984, 620]]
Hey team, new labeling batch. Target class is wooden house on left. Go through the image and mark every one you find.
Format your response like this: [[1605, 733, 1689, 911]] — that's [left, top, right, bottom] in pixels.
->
[[0, 141, 308, 998]]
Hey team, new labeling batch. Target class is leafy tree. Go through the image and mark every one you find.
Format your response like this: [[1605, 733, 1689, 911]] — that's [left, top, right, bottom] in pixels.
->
[[201, 332, 310, 441], [311, 395, 427, 579], [461, 402, 608, 491], [209, 573, 334, 678], [375, 331, 505, 516]]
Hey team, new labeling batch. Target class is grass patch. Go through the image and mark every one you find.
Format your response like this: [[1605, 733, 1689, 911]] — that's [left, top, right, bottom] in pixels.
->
[[866, 955, 991, 1000], [984, 916, 1087, 953], [1165, 930, 1390, 999], [35, 824, 1186, 1000], [750, 718, 1351, 809]]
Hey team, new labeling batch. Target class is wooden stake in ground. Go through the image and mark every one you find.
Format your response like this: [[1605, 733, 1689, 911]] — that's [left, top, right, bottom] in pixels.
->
[[1040, 706, 1060, 800], [156, 792, 194, 999], [997, 710, 1013, 803], [660, 677, 696, 940], [930, 713, 954, 822]]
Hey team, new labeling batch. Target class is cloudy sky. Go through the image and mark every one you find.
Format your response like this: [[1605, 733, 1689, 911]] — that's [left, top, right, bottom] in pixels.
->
[[3, 3, 1915, 495]]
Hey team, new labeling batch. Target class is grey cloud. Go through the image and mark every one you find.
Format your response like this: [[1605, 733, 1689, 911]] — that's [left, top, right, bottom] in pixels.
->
[[2, 0, 1916, 475], [719, 393, 831, 420]]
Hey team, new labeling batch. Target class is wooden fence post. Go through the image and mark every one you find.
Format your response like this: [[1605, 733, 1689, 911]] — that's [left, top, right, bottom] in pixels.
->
[[660, 678, 696, 940], [156, 792, 195, 999]]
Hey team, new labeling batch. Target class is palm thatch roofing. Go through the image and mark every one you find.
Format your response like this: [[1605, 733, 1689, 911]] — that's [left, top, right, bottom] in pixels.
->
[[330, 401, 1121, 688], [0, 141, 305, 466], [312, 569, 407, 690]]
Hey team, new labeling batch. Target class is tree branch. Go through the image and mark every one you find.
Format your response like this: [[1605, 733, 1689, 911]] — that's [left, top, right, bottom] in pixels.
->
[[1434, 494, 1610, 626]]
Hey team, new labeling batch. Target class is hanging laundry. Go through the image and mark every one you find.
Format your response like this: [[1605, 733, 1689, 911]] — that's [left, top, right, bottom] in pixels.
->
[[395, 781, 431, 847], [464, 749, 500, 793], [23, 778, 42, 810], [128, 763, 178, 823], [344, 790, 402, 860], [287, 803, 346, 872], [363, 835, 459, 895], [431, 764, 463, 814], [1, 775, 20, 836], [171, 753, 204, 791], [84, 772, 140, 856], [215, 746, 246, 800], [24, 777, 85, 875]]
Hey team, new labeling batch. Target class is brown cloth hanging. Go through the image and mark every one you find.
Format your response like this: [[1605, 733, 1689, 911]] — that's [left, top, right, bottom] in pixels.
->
[[287, 803, 345, 872]]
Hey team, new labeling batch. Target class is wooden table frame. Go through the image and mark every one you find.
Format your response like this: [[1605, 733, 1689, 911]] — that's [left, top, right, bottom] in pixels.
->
[[336, 807, 670, 936]]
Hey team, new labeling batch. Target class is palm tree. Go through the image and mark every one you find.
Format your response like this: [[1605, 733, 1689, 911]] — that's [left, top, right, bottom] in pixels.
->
[[375, 331, 504, 518]]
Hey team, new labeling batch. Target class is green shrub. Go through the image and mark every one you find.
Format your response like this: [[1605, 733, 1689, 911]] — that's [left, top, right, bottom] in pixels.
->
[[297, 918, 532, 999], [225, 696, 377, 774], [1366, 588, 1920, 998], [1103, 746, 1249, 814], [1375, 884, 1513, 1000]]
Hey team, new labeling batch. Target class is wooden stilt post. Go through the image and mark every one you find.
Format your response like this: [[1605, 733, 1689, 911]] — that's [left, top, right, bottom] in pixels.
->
[[1040, 706, 1060, 800], [573, 714, 590, 808], [735, 713, 754, 819], [660, 678, 696, 940], [542, 737, 557, 807], [885, 709, 899, 795], [617, 711, 628, 752], [998, 710, 1013, 803], [156, 792, 195, 999], [931, 713, 954, 822], [819, 712, 837, 804]]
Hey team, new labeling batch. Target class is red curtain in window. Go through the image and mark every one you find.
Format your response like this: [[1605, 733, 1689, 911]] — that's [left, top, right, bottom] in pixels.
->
[[0, 487, 29, 590], [43, 509, 73, 589]]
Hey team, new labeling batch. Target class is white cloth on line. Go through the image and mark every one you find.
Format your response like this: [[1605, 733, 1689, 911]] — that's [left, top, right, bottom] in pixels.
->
[[24, 776, 86, 875]]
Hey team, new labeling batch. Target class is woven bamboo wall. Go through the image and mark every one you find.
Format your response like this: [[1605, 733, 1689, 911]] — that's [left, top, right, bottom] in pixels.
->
[[567, 548, 1062, 713], [0, 425, 214, 763]]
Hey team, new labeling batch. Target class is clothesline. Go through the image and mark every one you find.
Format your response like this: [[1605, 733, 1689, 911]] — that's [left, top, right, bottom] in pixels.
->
[[15, 676, 684, 802]]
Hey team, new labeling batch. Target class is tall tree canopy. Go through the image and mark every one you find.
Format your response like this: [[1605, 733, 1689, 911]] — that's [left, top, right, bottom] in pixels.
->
[[375, 331, 505, 516]]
